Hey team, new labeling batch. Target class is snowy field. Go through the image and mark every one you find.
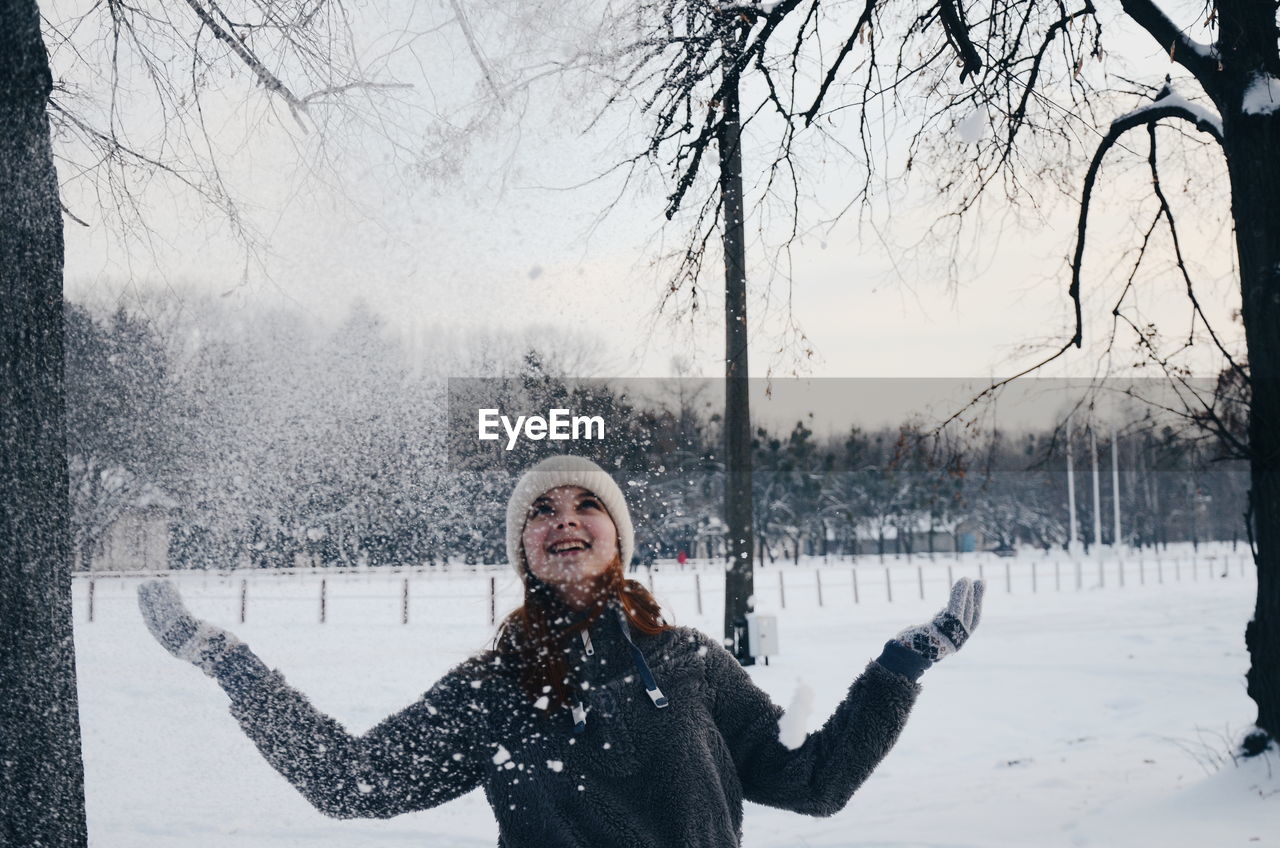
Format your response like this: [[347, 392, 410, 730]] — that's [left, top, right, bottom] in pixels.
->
[[74, 543, 1278, 847]]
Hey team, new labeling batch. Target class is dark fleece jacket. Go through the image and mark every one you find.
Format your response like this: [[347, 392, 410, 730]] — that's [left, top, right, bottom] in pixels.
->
[[210, 606, 923, 847]]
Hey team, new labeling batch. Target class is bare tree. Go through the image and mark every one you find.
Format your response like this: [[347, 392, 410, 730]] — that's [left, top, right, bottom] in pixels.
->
[[41, 1, 427, 267], [1, 2, 480, 840], [804, 0, 1277, 752], [1, 4, 86, 842], [582, 1, 820, 660], [579, 0, 1278, 748]]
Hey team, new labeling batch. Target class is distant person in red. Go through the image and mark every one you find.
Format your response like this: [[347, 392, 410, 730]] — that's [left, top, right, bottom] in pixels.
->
[[677, 550, 688, 567]]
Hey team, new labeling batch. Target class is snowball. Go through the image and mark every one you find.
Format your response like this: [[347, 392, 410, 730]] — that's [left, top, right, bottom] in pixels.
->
[[533, 695, 550, 710], [547, 759, 564, 772], [778, 679, 815, 750], [492, 745, 511, 766], [955, 109, 988, 144]]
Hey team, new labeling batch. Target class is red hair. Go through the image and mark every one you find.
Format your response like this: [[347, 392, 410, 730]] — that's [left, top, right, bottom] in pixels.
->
[[493, 553, 671, 709]]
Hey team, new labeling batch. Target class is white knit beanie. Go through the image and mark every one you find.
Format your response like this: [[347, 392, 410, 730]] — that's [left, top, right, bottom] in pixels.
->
[[506, 455, 634, 580]]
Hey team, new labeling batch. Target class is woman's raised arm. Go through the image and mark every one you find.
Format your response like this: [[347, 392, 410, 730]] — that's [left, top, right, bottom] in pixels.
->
[[701, 633, 921, 817], [703, 577, 984, 817], [137, 580, 486, 819]]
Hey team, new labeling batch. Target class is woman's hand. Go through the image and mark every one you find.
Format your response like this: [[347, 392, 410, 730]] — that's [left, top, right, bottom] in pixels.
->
[[137, 579, 241, 676], [892, 576, 985, 662]]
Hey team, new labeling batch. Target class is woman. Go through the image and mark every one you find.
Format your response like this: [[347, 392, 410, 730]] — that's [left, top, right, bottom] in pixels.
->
[[139, 454, 985, 846]]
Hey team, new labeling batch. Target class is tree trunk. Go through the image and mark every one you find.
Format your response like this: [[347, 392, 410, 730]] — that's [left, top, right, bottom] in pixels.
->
[[1225, 102, 1280, 746], [0, 3, 90, 843], [719, 30, 754, 665]]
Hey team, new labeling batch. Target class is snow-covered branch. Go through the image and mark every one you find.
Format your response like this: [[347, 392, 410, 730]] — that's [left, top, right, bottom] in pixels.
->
[[1112, 87, 1225, 140], [1119, 0, 1222, 97]]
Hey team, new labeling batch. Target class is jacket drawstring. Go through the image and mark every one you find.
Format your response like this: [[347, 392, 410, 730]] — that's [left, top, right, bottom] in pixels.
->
[[569, 607, 669, 734], [616, 608, 669, 709], [572, 631, 595, 733]]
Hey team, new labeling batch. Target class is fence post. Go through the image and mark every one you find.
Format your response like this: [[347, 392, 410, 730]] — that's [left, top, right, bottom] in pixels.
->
[[1176, 558, 1181, 582], [489, 577, 496, 626], [1005, 561, 1012, 593], [1158, 557, 1164, 584], [1139, 557, 1145, 586], [402, 578, 409, 625], [1031, 561, 1037, 594], [320, 578, 326, 624], [978, 562, 985, 583], [1075, 560, 1082, 591], [917, 566, 925, 600], [1098, 559, 1105, 589], [240, 579, 248, 624], [648, 570, 655, 594], [885, 567, 893, 603], [1054, 560, 1061, 592], [947, 564, 953, 590], [851, 569, 860, 604], [1118, 559, 1124, 588], [1192, 558, 1198, 581], [88, 579, 95, 623], [695, 573, 703, 616], [779, 571, 786, 609], [816, 570, 824, 607]]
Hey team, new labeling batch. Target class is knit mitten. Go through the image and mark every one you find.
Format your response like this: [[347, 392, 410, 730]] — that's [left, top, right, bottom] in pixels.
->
[[892, 576, 985, 662], [138, 579, 241, 676]]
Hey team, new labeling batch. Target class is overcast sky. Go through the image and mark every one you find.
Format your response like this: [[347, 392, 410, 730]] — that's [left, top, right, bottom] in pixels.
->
[[53, 0, 1242, 398]]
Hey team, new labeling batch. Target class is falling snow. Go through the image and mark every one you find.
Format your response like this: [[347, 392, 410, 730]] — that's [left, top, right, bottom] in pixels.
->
[[777, 679, 815, 750], [955, 109, 988, 143]]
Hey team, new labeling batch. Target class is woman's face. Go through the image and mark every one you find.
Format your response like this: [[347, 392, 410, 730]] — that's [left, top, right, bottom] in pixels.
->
[[521, 485, 619, 591]]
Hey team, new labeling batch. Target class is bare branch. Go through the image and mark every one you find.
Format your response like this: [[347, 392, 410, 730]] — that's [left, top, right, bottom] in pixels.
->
[[938, 0, 983, 82], [1143, 122, 1247, 386], [447, 0, 504, 102], [1071, 85, 1224, 348], [801, 0, 876, 126], [181, 0, 308, 123]]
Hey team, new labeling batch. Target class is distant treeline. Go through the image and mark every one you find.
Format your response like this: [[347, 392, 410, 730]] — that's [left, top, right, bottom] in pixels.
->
[[65, 297, 1249, 570]]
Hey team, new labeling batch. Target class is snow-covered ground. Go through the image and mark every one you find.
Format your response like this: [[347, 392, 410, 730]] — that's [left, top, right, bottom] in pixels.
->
[[74, 543, 1278, 847]]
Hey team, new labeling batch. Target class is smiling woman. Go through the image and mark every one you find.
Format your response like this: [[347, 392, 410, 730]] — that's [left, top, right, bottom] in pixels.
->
[[521, 487, 619, 600], [135, 454, 986, 847]]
